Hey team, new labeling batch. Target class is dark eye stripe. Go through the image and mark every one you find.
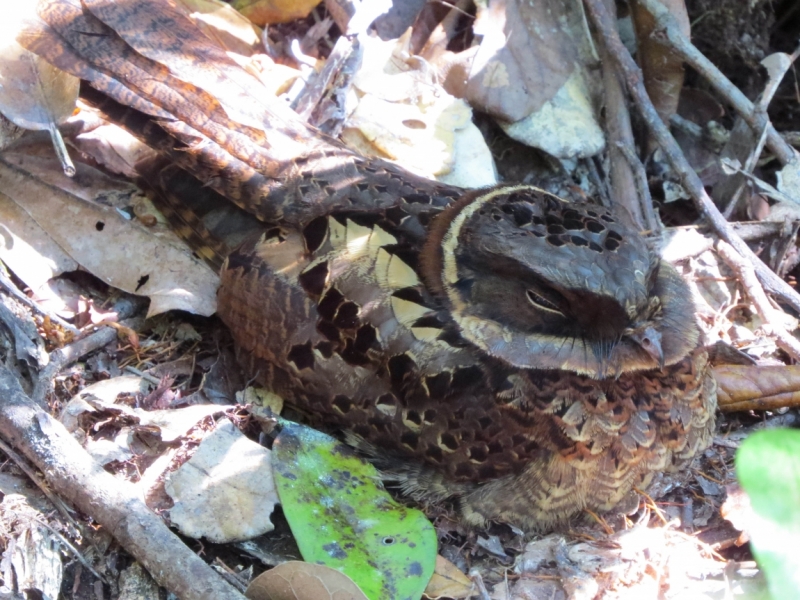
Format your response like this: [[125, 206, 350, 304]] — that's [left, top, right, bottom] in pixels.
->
[[526, 289, 565, 315]]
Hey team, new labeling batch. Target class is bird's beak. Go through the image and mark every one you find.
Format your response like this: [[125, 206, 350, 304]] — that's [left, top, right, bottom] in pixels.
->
[[630, 326, 665, 371]]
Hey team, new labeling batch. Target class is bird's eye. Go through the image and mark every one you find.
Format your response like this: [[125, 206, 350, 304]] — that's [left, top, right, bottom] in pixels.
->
[[526, 289, 565, 315]]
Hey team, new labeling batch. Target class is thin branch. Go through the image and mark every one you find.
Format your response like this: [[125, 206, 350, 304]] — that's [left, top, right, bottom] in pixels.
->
[[716, 240, 800, 360], [636, 0, 796, 165], [0, 268, 80, 338], [31, 317, 143, 407], [583, 0, 800, 316]]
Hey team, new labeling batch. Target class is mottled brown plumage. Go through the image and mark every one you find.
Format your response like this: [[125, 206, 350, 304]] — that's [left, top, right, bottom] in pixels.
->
[[27, 0, 717, 530]]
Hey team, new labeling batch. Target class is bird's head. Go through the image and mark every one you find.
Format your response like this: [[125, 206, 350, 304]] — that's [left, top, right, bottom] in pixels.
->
[[420, 186, 698, 379]]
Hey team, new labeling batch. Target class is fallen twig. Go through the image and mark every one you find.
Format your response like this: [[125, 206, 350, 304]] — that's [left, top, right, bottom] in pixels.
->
[[0, 364, 247, 600], [0, 267, 81, 338], [0, 436, 80, 530], [636, 0, 796, 166], [31, 317, 143, 407], [599, 0, 655, 231], [583, 0, 800, 317], [715, 240, 800, 360], [26, 513, 107, 583]]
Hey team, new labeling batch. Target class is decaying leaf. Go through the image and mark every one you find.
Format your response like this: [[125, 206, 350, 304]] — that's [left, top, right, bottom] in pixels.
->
[[0, 187, 79, 296], [272, 423, 437, 600], [245, 561, 368, 600], [166, 419, 278, 543], [0, 2, 78, 175], [0, 146, 219, 317]]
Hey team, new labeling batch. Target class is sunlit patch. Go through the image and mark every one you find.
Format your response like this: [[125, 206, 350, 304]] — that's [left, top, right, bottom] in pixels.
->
[[391, 296, 431, 326], [375, 248, 420, 290]]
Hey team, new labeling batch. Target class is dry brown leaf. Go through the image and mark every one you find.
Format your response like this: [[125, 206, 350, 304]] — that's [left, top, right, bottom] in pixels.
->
[[713, 364, 800, 412], [230, 0, 321, 26], [630, 0, 689, 124], [462, 0, 578, 122], [423, 555, 473, 599], [0, 144, 218, 317], [436, 0, 603, 158], [245, 561, 368, 600]]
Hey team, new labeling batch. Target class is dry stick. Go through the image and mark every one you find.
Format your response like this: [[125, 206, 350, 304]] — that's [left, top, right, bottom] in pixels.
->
[[600, 0, 651, 231], [636, 0, 796, 166], [615, 141, 657, 230], [292, 33, 355, 120], [31, 317, 142, 407], [715, 240, 800, 359], [0, 365, 247, 600], [583, 0, 800, 319], [0, 268, 80, 338], [26, 514, 107, 583], [0, 436, 81, 530]]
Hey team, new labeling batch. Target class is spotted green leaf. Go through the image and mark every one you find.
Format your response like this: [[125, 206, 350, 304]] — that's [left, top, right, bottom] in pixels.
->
[[272, 423, 437, 600]]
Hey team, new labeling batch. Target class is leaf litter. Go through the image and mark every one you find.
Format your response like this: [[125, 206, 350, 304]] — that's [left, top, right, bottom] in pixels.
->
[[1, 0, 800, 598]]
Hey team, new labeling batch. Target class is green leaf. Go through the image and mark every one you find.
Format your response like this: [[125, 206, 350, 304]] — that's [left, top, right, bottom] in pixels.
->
[[736, 428, 800, 599], [272, 423, 437, 600]]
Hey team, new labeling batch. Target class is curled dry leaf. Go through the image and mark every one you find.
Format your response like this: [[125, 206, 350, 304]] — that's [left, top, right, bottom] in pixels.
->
[[713, 364, 800, 412], [434, 0, 603, 158], [0, 2, 78, 175], [245, 561, 368, 600], [423, 555, 473, 600]]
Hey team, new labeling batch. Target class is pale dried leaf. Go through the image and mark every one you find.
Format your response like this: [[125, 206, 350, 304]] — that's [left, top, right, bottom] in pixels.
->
[[0, 3, 78, 131], [499, 69, 605, 158], [166, 419, 278, 543], [0, 147, 218, 317], [776, 157, 800, 205], [344, 34, 495, 188], [0, 190, 78, 293], [67, 382, 229, 443], [245, 561, 368, 600]]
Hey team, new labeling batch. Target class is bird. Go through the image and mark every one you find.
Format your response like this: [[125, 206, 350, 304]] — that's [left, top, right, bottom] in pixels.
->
[[24, 0, 717, 530]]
